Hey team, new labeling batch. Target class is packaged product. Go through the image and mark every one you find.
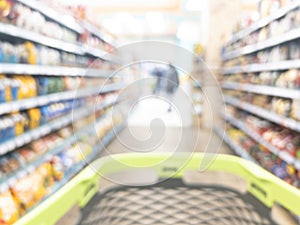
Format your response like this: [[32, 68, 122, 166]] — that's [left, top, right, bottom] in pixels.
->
[[25, 76, 37, 98], [0, 157, 12, 175], [30, 139, 48, 155], [19, 112, 29, 131], [0, 82, 5, 103], [0, 184, 19, 225], [35, 76, 49, 95], [2, 42, 15, 63], [0, 117, 15, 142], [50, 155, 64, 181], [57, 127, 72, 139], [5, 154, 21, 172], [13, 76, 37, 100], [36, 163, 54, 188], [10, 174, 35, 211], [0, 76, 11, 102], [17, 148, 36, 162], [11, 113, 26, 136], [64, 77, 80, 90], [11, 152, 26, 168], [24, 42, 37, 64], [47, 77, 64, 94], [43, 134, 62, 150], [26, 108, 41, 129], [74, 142, 92, 160], [291, 100, 300, 121], [289, 41, 300, 59], [11, 169, 47, 211], [271, 164, 288, 180]]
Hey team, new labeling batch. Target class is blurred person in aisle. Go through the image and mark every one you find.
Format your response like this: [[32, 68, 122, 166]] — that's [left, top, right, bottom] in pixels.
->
[[152, 66, 165, 95], [165, 63, 179, 112], [152, 63, 179, 112]]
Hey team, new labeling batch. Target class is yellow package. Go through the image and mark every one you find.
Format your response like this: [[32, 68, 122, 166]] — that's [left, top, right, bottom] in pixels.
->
[[50, 155, 64, 181], [24, 42, 37, 65], [11, 113, 26, 136], [11, 175, 36, 212], [13, 76, 36, 100], [36, 163, 54, 189], [0, 186, 20, 225], [0, 76, 12, 102], [25, 76, 37, 98], [12, 76, 26, 100], [27, 108, 41, 129], [29, 172, 47, 203]]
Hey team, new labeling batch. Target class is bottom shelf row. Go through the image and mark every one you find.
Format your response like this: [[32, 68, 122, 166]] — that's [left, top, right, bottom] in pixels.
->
[[215, 126, 300, 189], [0, 114, 124, 225]]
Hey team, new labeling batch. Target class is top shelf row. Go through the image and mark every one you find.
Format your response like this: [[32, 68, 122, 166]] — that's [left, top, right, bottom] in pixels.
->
[[0, 23, 116, 62], [15, 0, 115, 47], [0, 0, 118, 63], [225, 1, 300, 47]]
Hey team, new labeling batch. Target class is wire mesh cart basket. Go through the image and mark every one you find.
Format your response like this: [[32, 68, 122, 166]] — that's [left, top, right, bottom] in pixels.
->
[[15, 153, 300, 225]]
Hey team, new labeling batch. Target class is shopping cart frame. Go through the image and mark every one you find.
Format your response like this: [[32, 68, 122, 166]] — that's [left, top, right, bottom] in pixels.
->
[[15, 153, 300, 225]]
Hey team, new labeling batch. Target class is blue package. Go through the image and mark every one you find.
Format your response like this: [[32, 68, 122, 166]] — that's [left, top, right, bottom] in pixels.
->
[[0, 83, 5, 103]]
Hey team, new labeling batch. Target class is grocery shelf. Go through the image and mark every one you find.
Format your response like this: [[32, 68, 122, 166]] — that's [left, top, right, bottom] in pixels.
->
[[2, 109, 116, 187], [223, 27, 300, 60], [213, 126, 256, 163], [16, 0, 83, 34], [222, 59, 300, 74], [225, 95, 300, 133], [224, 113, 300, 170], [81, 21, 116, 47], [225, 2, 300, 46], [0, 63, 116, 77], [16, 0, 116, 48], [83, 45, 117, 63], [222, 81, 300, 99], [0, 83, 122, 116], [11, 121, 125, 223], [0, 23, 84, 55], [0, 99, 117, 156], [43, 121, 124, 200], [0, 23, 115, 61]]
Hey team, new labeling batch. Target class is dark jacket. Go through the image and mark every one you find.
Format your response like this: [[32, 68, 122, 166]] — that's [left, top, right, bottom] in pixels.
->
[[165, 65, 179, 94]]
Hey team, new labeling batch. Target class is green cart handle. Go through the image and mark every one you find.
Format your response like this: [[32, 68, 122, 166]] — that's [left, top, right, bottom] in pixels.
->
[[15, 153, 300, 225]]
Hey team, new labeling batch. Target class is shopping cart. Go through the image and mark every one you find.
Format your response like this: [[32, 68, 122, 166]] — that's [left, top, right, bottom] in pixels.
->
[[16, 153, 300, 225]]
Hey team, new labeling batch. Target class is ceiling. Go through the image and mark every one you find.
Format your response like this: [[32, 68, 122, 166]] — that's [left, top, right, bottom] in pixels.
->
[[58, 0, 257, 45], [58, 0, 208, 44]]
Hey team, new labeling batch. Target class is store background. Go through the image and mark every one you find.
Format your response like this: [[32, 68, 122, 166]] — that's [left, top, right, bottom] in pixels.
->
[[0, 0, 300, 224]]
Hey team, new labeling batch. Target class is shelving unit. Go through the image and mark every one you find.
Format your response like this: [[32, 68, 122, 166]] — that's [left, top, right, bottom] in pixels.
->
[[222, 59, 300, 74], [223, 27, 300, 60], [0, 83, 122, 115], [0, 22, 115, 62], [222, 81, 300, 99], [225, 2, 300, 46], [0, 1, 128, 224], [219, 2, 300, 192], [0, 98, 118, 155], [15, 0, 115, 49], [224, 95, 300, 132], [213, 126, 256, 163], [223, 114, 300, 169], [16, 0, 83, 34], [0, 63, 115, 77], [3, 107, 119, 187]]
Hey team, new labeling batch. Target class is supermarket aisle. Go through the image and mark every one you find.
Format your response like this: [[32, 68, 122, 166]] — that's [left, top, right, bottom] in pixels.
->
[[101, 126, 231, 155], [127, 98, 182, 127]]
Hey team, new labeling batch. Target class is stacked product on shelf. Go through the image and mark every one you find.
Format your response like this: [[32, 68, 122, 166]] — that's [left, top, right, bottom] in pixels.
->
[[0, 0, 126, 224], [225, 104, 300, 187], [219, 0, 300, 204]]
